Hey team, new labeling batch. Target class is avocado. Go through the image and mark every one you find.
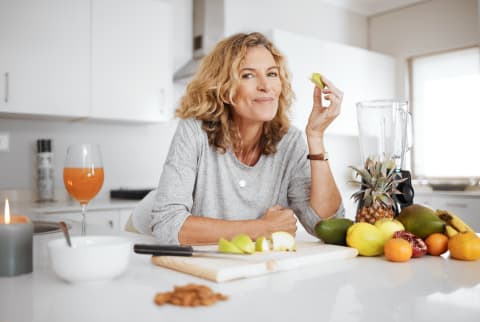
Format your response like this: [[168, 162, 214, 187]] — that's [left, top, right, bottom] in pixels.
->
[[396, 204, 445, 239], [315, 218, 354, 245]]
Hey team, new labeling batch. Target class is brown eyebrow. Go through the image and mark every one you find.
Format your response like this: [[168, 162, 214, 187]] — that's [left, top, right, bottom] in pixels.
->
[[240, 66, 280, 73]]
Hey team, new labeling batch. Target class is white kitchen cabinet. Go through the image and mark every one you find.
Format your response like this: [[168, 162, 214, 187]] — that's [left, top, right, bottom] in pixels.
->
[[90, 0, 173, 122], [270, 30, 396, 136], [0, 0, 90, 118]]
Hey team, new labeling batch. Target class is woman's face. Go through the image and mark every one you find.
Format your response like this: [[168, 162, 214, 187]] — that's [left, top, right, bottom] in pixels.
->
[[231, 46, 282, 126]]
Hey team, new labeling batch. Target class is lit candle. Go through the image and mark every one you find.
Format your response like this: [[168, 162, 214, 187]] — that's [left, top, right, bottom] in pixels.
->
[[0, 199, 33, 276]]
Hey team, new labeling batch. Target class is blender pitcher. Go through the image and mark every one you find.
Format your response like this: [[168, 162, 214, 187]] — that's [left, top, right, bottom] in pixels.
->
[[356, 100, 414, 212]]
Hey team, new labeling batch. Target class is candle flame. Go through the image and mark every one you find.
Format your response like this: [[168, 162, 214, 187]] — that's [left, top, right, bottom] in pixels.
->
[[4, 198, 10, 224]]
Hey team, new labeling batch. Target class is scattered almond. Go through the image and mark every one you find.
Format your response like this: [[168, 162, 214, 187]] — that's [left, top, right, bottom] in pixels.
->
[[154, 283, 228, 307]]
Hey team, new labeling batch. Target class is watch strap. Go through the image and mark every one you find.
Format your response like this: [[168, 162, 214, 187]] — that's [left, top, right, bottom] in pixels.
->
[[307, 152, 329, 161]]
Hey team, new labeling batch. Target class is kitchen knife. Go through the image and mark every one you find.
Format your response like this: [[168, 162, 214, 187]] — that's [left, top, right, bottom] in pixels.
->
[[134, 244, 239, 257]]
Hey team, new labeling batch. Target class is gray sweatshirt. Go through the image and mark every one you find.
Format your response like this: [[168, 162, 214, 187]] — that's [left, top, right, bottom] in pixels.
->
[[136, 118, 344, 244]]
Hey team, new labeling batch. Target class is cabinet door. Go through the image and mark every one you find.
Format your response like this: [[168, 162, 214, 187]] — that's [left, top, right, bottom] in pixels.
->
[[271, 30, 396, 136], [91, 0, 173, 122], [431, 196, 480, 232], [0, 0, 90, 118]]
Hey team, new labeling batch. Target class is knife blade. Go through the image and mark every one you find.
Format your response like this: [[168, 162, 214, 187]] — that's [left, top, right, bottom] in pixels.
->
[[133, 244, 239, 257]]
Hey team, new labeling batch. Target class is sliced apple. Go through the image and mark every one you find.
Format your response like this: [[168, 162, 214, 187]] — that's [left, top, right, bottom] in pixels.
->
[[255, 236, 270, 252], [218, 238, 243, 254], [310, 72, 324, 89], [270, 232, 296, 251], [231, 234, 255, 254]]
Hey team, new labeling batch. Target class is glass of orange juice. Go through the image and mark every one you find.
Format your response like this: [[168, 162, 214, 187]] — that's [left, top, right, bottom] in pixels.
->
[[63, 144, 104, 236]]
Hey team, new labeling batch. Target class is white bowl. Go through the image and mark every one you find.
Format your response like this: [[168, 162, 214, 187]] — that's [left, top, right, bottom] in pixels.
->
[[48, 236, 132, 283]]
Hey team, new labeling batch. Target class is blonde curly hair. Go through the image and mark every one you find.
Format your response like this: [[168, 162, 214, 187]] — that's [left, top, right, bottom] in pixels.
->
[[176, 32, 294, 155]]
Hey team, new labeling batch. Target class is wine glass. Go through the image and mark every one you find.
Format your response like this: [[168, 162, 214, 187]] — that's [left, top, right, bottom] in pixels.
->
[[63, 144, 104, 236]]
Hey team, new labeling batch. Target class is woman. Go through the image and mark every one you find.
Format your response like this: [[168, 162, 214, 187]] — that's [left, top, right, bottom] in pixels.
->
[[132, 32, 344, 245]]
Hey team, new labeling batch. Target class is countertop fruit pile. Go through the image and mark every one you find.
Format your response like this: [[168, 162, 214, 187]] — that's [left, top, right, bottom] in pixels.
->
[[314, 204, 480, 262]]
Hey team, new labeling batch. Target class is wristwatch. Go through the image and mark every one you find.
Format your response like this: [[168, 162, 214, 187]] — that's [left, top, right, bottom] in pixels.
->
[[307, 152, 329, 161]]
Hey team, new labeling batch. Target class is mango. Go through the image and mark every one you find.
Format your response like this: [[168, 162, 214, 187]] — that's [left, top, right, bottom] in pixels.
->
[[396, 204, 445, 239], [315, 218, 354, 245]]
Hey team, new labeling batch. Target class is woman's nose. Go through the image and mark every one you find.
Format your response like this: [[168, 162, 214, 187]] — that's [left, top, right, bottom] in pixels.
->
[[256, 75, 270, 92]]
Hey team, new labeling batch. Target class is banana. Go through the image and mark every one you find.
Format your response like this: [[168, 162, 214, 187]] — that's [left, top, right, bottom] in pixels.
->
[[435, 209, 475, 233], [444, 224, 459, 238]]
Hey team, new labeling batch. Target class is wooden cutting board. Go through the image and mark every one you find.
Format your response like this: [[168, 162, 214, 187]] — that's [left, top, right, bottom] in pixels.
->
[[151, 241, 358, 282]]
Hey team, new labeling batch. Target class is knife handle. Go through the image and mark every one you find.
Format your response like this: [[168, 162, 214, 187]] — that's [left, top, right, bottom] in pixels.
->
[[134, 244, 194, 257]]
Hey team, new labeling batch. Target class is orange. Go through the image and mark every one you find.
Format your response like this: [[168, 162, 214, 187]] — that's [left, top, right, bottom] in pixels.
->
[[425, 233, 449, 256], [448, 232, 480, 261], [384, 238, 413, 262]]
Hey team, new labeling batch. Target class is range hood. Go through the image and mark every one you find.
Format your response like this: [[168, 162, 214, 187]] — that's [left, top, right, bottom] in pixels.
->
[[173, 0, 226, 83]]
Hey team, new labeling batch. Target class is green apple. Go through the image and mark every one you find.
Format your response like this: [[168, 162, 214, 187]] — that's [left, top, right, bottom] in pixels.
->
[[270, 232, 296, 251], [310, 72, 324, 89], [374, 218, 405, 240], [218, 238, 243, 254], [255, 236, 270, 252], [231, 234, 255, 254]]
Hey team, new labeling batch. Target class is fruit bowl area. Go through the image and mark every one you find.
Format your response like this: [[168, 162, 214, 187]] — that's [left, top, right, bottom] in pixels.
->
[[314, 204, 480, 262]]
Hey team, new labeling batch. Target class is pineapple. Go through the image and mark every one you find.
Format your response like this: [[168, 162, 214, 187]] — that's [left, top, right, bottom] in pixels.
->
[[350, 158, 407, 224]]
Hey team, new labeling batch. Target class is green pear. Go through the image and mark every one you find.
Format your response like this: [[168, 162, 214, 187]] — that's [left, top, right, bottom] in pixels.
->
[[255, 236, 270, 252], [231, 234, 255, 254], [310, 72, 324, 89], [270, 232, 296, 251], [218, 238, 243, 254]]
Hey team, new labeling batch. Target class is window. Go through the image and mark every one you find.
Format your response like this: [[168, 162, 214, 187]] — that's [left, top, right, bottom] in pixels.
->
[[410, 46, 480, 180]]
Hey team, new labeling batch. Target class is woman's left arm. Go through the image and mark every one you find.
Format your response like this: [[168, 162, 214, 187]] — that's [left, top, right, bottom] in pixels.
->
[[305, 75, 343, 218]]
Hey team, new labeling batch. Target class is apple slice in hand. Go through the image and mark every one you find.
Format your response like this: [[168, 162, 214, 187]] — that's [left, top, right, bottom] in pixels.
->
[[310, 72, 324, 89]]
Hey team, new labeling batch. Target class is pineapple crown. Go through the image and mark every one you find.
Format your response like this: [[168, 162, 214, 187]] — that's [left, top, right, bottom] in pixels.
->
[[349, 158, 407, 208]]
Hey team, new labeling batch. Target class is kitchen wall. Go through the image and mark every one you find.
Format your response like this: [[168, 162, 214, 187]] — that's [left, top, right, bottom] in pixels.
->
[[0, 0, 369, 216], [368, 0, 479, 98]]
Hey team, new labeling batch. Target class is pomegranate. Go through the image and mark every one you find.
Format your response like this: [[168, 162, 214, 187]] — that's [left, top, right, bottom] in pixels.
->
[[393, 231, 427, 258]]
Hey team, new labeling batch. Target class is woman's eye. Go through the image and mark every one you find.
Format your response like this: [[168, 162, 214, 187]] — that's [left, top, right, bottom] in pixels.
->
[[267, 71, 279, 77], [241, 73, 254, 79]]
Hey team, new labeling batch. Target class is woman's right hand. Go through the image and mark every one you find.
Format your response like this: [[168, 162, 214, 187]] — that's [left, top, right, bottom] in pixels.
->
[[260, 205, 297, 236]]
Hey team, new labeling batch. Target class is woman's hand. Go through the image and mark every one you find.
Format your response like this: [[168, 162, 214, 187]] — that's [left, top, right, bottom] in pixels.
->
[[306, 75, 343, 138], [260, 205, 297, 236]]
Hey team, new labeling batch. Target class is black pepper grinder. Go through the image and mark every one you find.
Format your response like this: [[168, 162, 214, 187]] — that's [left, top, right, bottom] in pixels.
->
[[36, 139, 54, 202]]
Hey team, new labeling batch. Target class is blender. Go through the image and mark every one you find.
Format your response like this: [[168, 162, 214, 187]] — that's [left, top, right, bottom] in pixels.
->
[[356, 100, 414, 215]]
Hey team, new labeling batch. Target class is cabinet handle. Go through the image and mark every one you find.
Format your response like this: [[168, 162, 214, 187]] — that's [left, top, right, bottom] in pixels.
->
[[445, 203, 468, 209], [4, 72, 9, 103]]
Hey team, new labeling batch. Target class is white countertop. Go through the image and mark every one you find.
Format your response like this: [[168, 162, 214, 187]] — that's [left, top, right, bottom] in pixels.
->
[[1, 224, 479, 322]]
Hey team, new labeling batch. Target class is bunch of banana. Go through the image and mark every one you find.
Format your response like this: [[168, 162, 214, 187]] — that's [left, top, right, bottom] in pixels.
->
[[435, 209, 475, 238]]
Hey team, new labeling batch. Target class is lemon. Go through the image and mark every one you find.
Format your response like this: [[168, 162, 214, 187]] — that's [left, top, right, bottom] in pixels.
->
[[346, 223, 385, 256]]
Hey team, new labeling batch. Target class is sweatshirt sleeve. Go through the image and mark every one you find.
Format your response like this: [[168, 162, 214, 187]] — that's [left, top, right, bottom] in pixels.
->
[[286, 132, 345, 236], [150, 119, 201, 244]]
